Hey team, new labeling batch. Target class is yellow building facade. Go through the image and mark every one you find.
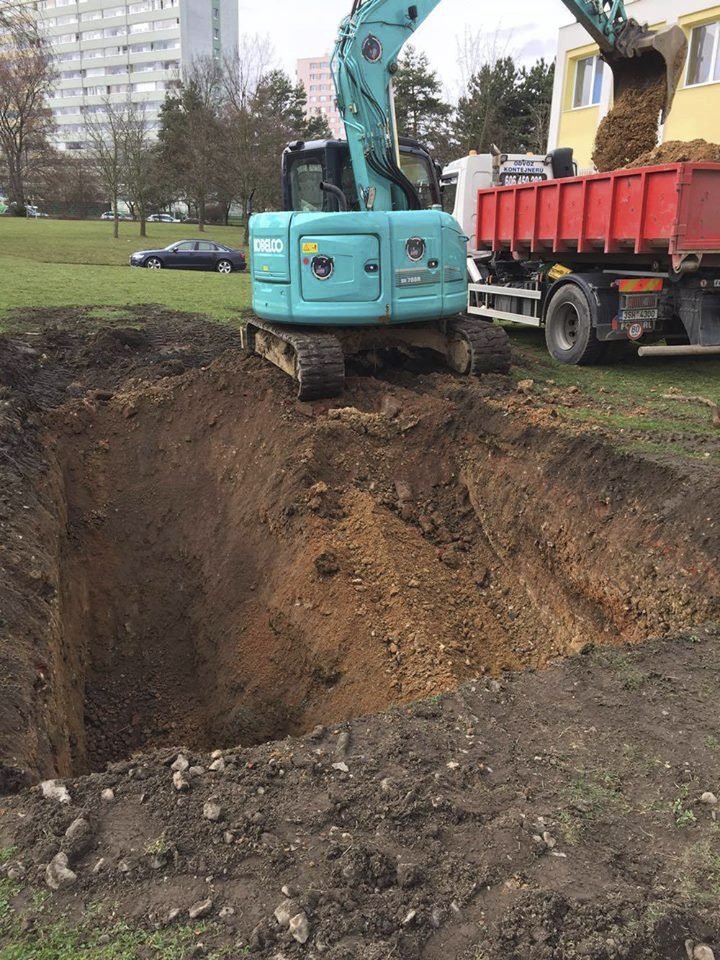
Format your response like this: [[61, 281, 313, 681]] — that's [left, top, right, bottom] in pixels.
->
[[547, 0, 720, 168]]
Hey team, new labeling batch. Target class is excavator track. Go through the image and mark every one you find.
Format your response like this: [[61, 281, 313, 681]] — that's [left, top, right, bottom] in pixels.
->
[[244, 319, 346, 401], [448, 319, 512, 376], [245, 316, 511, 400]]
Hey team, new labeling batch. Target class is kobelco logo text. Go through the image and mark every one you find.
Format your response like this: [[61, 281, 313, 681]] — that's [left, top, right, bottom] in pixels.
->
[[253, 238, 285, 254]]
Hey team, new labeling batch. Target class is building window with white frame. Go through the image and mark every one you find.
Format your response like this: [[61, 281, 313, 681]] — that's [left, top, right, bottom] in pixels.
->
[[572, 55, 604, 108], [687, 20, 720, 86]]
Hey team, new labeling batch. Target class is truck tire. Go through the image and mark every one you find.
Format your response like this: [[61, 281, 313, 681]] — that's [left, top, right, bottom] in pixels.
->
[[544, 284, 605, 365]]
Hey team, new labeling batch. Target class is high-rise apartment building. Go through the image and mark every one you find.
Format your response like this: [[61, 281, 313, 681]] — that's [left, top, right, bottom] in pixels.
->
[[296, 54, 344, 139], [24, 0, 239, 151]]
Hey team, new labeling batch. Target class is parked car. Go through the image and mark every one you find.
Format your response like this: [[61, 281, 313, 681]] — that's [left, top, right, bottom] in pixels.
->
[[101, 211, 132, 221], [129, 240, 246, 273], [147, 213, 180, 223]]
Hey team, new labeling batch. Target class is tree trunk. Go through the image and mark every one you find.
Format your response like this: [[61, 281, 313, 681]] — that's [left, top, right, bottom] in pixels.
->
[[140, 214, 147, 238], [113, 191, 119, 239], [199, 198, 206, 233], [7, 155, 25, 207]]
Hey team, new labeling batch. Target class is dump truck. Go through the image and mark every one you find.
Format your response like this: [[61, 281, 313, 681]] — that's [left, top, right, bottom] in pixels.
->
[[464, 162, 720, 363]]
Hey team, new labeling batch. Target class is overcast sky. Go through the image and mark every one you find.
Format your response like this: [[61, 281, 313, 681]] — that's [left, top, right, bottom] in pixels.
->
[[236, 0, 574, 98]]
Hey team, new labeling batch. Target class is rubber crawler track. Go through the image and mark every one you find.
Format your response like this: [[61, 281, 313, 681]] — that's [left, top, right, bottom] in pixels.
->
[[450, 318, 512, 375], [246, 319, 346, 401]]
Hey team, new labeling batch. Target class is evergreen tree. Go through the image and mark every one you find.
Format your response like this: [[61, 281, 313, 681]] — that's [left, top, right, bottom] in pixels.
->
[[516, 59, 555, 155], [304, 112, 334, 141], [393, 46, 452, 157], [157, 75, 227, 230], [454, 56, 556, 156]]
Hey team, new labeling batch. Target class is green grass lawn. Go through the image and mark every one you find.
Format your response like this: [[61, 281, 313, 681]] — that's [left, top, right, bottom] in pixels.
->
[[509, 327, 719, 461], [0, 218, 251, 324]]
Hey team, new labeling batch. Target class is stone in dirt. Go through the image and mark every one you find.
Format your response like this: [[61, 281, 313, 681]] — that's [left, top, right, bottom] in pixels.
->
[[45, 852, 77, 890], [171, 754, 189, 773], [289, 912, 311, 944], [40, 780, 71, 804], [173, 770, 190, 792], [203, 798, 223, 822], [274, 899, 301, 928], [63, 817, 93, 860], [188, 898, 213, 920]]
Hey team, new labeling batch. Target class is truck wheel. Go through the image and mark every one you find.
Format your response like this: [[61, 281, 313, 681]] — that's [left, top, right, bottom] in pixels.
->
[[545, 285, 605, 365]]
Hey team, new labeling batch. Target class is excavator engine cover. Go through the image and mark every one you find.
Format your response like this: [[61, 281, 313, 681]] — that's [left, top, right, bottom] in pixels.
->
[[606, 24, 688, 120], [251, 209, 468, 327]]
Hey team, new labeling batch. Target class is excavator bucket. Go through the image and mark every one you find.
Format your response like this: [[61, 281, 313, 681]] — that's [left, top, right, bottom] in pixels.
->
[[606, 24, 688, 121]]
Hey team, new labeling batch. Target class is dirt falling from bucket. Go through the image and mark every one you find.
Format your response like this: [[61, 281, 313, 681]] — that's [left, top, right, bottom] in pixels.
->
[[593, 70, 667, 172]]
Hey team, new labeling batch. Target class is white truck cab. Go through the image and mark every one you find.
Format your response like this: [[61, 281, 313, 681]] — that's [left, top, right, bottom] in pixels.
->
[[441, 149, 576, 254]]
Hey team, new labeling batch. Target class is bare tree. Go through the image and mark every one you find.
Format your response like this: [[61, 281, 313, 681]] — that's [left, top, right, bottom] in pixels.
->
[[158, 57, 230, 232], [121, 101, 158, 237], [85, 99, 131, 238], [0, 2, 56, 207], [221, 34, 274, 113], [456, 26, 515, 95], [223, 36, 274, 232]]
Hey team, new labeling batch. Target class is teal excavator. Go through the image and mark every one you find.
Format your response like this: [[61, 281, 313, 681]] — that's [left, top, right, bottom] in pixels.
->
[[246, 0, 686, 399]]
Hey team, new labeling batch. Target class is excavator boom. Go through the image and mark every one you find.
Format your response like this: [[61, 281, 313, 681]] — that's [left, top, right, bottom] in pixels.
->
[[332, 0, 687, 212], [556, 0, 687, 119]]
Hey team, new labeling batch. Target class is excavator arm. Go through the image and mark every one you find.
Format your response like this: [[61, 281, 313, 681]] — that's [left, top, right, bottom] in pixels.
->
[[332, 0, 687, 212]]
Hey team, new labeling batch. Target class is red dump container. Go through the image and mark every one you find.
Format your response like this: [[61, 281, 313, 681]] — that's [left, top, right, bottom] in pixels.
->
[[475, 163, 720, 260]]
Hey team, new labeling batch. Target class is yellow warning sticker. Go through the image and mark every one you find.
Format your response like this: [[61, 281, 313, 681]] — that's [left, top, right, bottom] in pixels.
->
[[548, 263, 572, 281], [302, 242, 319, 254]]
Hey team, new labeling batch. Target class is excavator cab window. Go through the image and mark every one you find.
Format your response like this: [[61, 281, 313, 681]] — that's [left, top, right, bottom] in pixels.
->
[[399, 153, 437, 208], [289, 158, 326, 213], [283, 138, 441, 213]]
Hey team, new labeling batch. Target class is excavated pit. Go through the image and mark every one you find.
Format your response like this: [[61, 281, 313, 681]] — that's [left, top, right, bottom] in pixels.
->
[[1, 321, 718, 787]]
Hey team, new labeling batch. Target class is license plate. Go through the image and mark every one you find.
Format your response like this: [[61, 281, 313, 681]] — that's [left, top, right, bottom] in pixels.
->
[[621, 308, 658, 322]]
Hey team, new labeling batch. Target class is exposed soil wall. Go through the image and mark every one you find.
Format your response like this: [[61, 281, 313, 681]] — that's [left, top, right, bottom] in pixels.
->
[[1, 318, 717, 788], [1, 315, 719, 960]]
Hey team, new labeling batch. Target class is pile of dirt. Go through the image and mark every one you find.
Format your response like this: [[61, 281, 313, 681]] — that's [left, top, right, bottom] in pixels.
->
[[0, 311, 719, 957], [630, 138, 720, 167], [593, 68, 667, 172]]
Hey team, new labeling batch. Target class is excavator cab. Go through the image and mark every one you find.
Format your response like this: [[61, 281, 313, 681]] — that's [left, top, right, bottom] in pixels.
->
[[282, 137, 441, 214]]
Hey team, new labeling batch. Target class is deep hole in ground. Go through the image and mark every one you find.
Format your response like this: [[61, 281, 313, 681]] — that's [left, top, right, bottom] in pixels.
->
[[1, 317, 718, 784]]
